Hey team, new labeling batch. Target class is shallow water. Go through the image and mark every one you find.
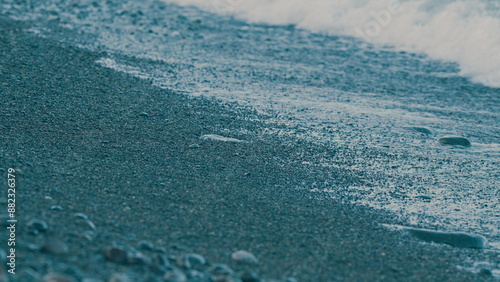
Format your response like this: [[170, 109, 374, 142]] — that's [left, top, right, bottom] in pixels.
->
[[2, 0, 499, 246]]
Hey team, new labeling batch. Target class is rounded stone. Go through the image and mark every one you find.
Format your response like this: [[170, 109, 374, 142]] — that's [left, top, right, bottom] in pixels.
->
[[208, 264, 234, 281], [137, 240, 154, 250], [104, 246, 128, 263], [404, 227, 488, 248], [438, 136, 471, 147], [408, 126, 434, 135], [28, 219, 48, 232], [163, 268, 187, 282], [42, 273, 77, 282], [73, 213, 88, 220], [75, 218, 96, 230], [41, 239, 69, 255], [127, 252, 150, 265], [239, 270, 260, 282], [177, 253, 206, 269], [231, 250, 259, 265], [80, 230, 95, 242]]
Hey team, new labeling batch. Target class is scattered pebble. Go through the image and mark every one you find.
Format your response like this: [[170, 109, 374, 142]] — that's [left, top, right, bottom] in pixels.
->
[[76, 218, 96, 231], [163, 268, 187, 282], [403, 227, 488, 248], [73, 213, 88, 220], [104, 246, 128, 263], [43, 273, 77, 282], [155, 253, 171, 267], [81, 278, 102, 282], [127, 252, 150, 265], [186, 269, 211, 281], [137, 240, 154, 250], [438, 136, 471, 147], [239, 270, 260, 282], [80, 230, 95, 242], [407, 126, 434, 135], [479, 268, 493, 276], [108, 273, 134, 282], [41, 239, 69, 255], [28, 219, 48, 232], [208, 264, 234, 282], [415, 195, 432, 201], [50, 205, 63, 211], [18, 268, 41, 281], [170, 243, 193, 252], [177, 253, 206, 269], [200, 134, 245, 143], [231, 250, 259, 265], [188, 144, 201, 149]]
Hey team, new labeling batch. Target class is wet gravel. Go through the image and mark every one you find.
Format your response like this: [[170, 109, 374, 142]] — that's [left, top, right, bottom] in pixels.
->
[[0, 15, 498, 282]]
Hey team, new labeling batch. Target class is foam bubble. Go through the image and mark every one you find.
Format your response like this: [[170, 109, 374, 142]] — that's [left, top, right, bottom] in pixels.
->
[[163, 0, 500, 88]]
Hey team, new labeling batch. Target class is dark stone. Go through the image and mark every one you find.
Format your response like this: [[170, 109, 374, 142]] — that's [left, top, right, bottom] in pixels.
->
[[404, 227, 488, 249], [41, 239, 69, 255], [104, 246, 128, 263], [438, 136, 471, 147]]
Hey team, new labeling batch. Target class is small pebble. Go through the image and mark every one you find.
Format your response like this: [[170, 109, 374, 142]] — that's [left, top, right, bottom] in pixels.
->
[[169, 243, 193, 252], [28, 219, 48, 232], [76, 218, 96, 230], [200, 134, 245, 143], [18, 268, 41, 281], [80, 230, 95, 242], [127, 252, 150, 265], [50, 205, 63, 211], [137, 240, 154, 250], [188, 144, 200, 149], [239, 270, 260, 282], [81, 278, 102, 282], [163, 268, 187, 282], [73, 213, 88, 220], [186, 270, 210, 281], [108, 273, 134, 282], [231, 250, 259, 265], [177, 253, 206, 269], [208, 264, 234, 282], [438, 136, 471, 147], [43, 273, 77, 282], [104, 246, 128, 263], [41, 239, 69, 255], [479, 268, 493, 276], [155, 253, 171, 267], [408, 126, 434, 135]]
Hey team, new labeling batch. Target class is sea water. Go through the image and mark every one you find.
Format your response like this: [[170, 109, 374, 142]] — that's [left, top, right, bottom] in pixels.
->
[[2, 0, 499, 250]]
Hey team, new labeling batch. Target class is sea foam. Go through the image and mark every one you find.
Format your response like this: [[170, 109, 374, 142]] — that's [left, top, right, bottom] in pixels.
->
[[163, 0, 500, 88]]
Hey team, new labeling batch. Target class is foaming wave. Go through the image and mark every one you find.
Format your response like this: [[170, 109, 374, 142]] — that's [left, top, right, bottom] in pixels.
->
[[164, 0, 500, 88]]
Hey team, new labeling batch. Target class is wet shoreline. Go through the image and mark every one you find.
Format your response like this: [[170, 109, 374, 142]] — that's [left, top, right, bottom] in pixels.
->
[[1, 16, 498, 281]]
